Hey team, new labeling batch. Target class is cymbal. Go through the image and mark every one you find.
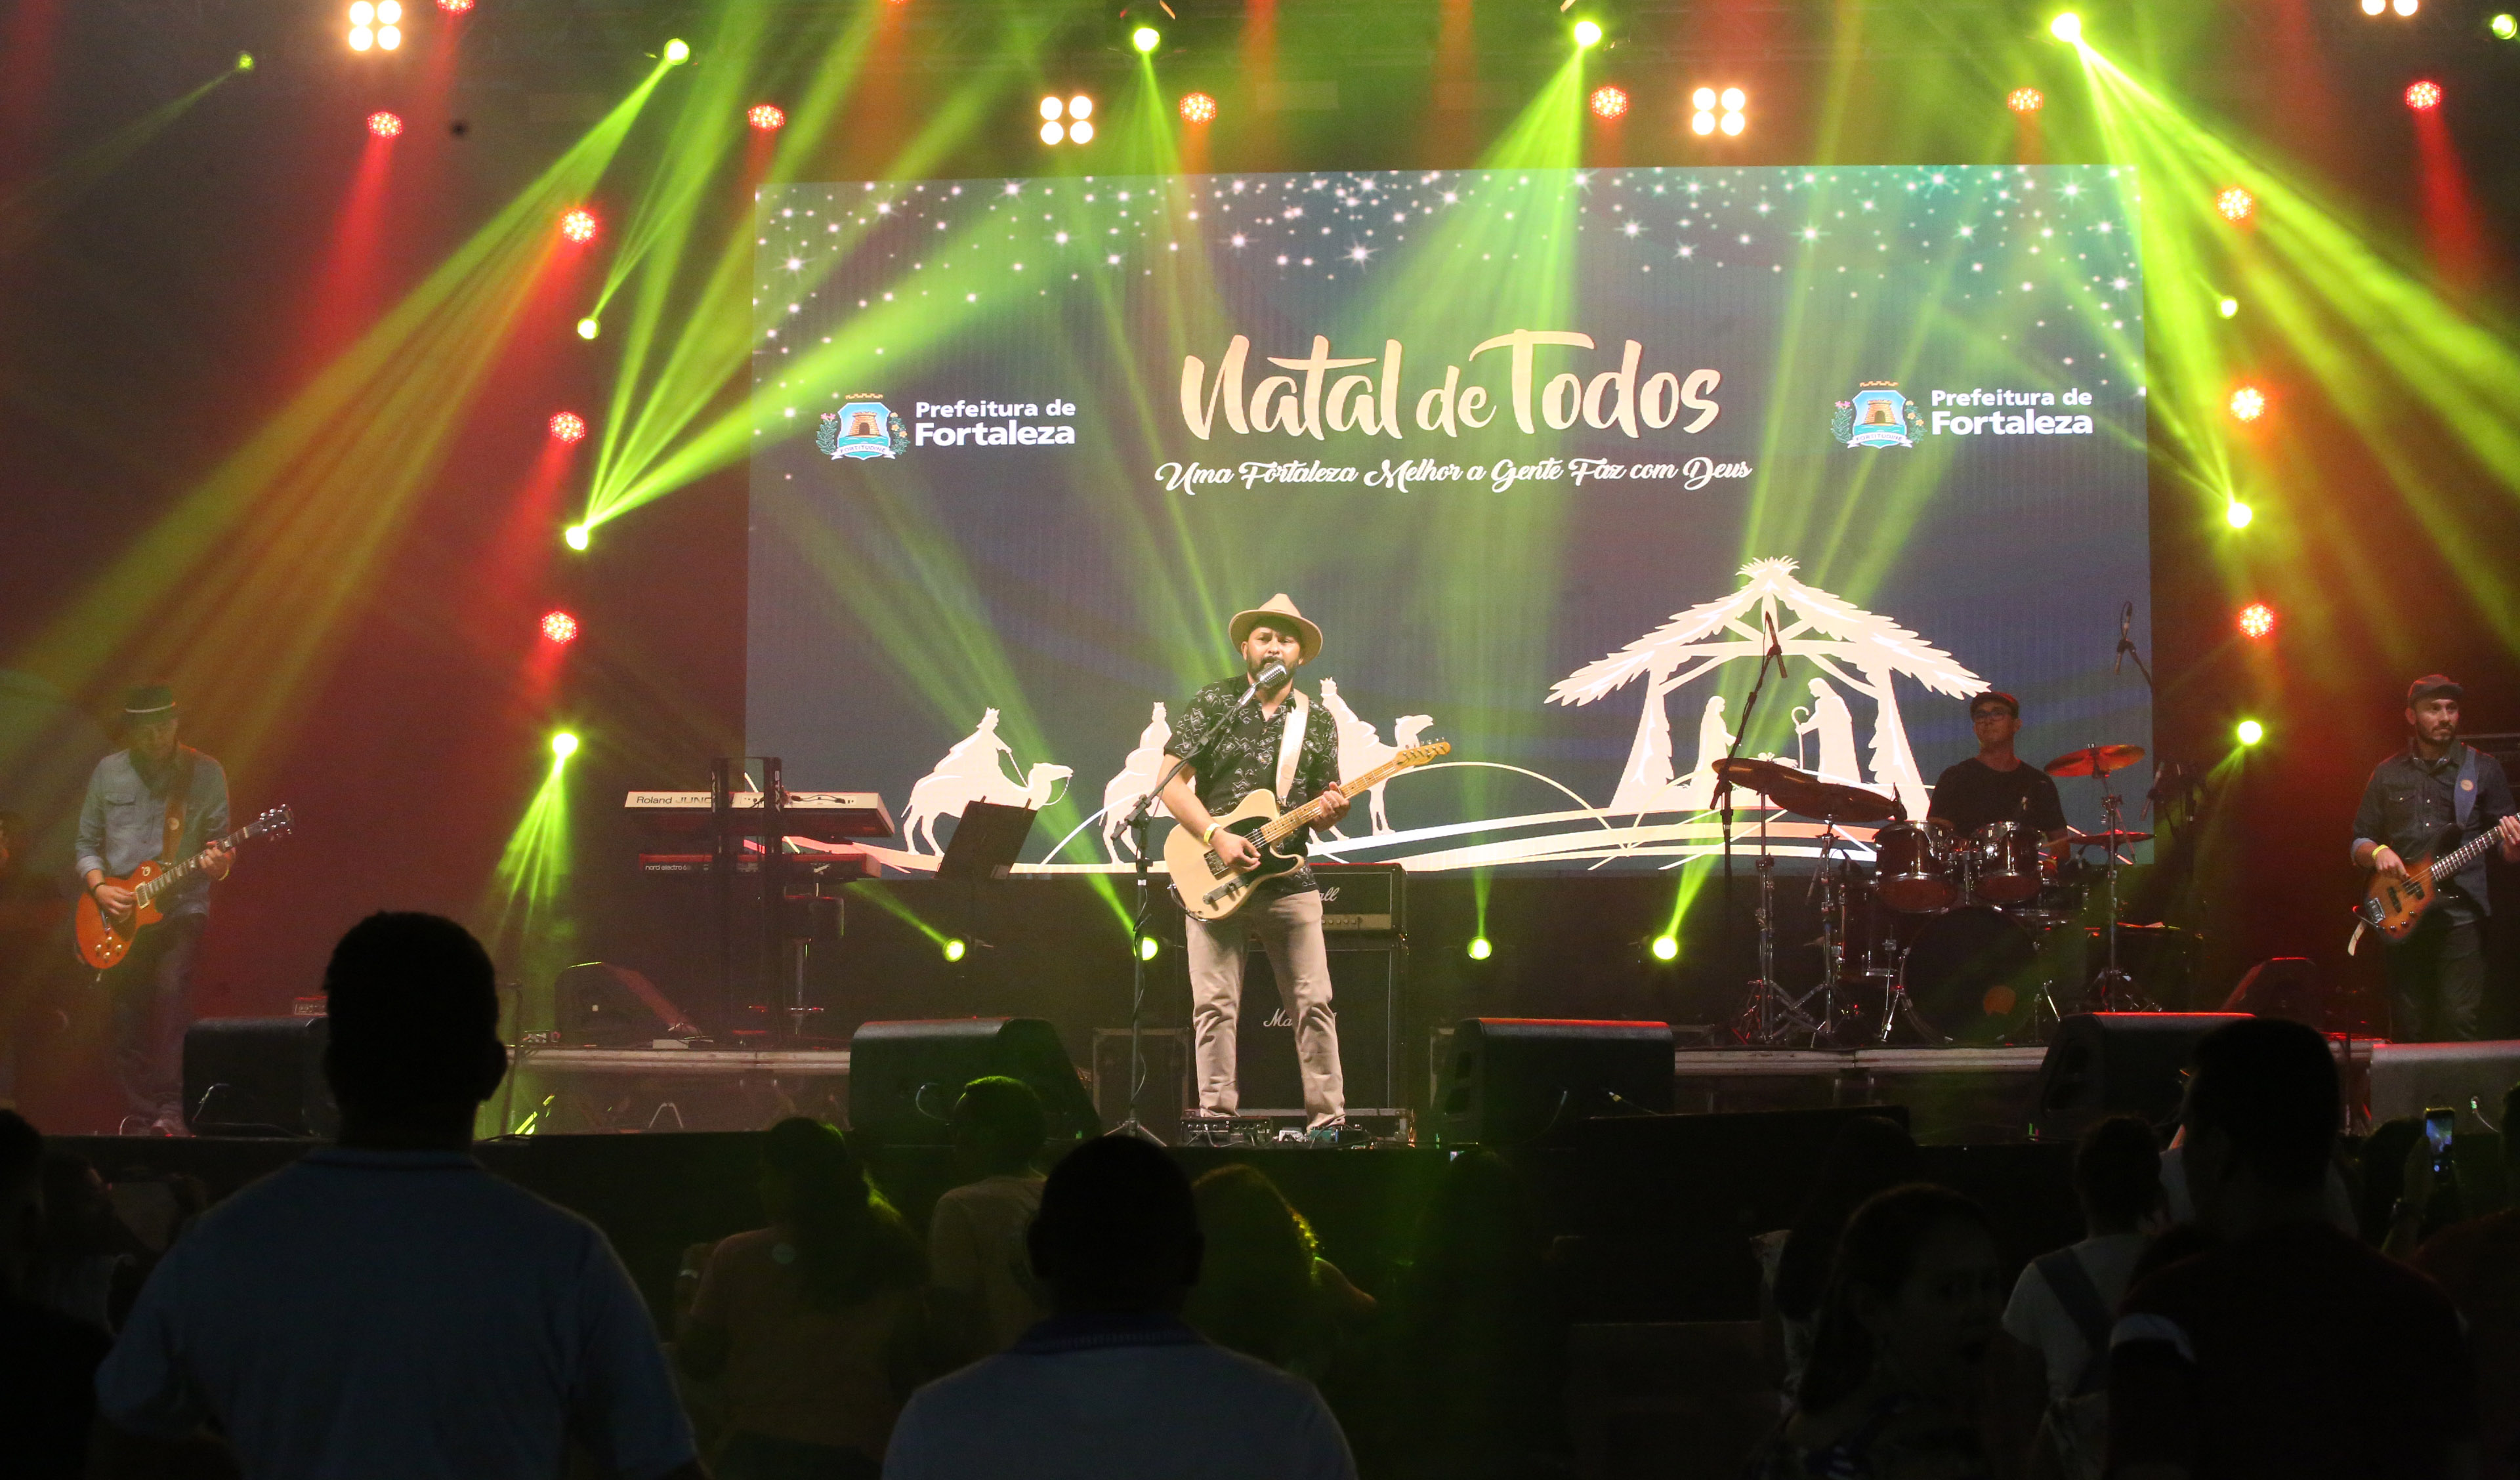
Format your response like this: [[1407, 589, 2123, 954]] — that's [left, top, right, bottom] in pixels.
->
[[2044, 743, 2147, 778], [1711, 757, 1902, 823], [2064, 827, 2153, 847]]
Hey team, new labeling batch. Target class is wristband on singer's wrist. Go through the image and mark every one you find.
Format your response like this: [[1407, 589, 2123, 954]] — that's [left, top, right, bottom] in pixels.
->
[[1201, 822, 1222, 846]]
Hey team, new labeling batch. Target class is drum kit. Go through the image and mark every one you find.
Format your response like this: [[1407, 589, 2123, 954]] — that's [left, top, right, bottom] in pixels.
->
[[1717, 742, 2159, 1050]]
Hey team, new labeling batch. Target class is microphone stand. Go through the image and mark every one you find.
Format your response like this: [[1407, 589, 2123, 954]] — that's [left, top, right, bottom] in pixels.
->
[[1114, 668, 1282, 1142], [1720, 607, 1792, 1043]]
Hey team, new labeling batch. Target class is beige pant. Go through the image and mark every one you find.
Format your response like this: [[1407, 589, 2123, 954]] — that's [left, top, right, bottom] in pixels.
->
[[1185, 888, 1344, 1124]]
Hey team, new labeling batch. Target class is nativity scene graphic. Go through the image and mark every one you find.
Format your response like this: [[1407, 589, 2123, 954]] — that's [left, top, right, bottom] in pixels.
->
[[830, 560, 1988, 876]]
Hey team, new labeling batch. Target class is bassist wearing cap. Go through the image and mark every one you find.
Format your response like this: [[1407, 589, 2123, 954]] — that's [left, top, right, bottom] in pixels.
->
[[75, 684, 231, 1134], [1157, 595, 1354, 1135], [2352, 674, 2520, 1042]]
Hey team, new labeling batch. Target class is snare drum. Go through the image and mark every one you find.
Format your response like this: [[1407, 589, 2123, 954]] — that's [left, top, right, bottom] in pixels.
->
[[1874, 821, 1958, 913], [1971, 821, 2043, 903]]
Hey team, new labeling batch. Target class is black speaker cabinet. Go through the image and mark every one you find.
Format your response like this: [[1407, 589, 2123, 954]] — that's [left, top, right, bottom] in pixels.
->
[[1438, 1018, 1675, 1147], [182, 1016, 337, 1138], [1230, 943, 1404, 1115], [2027, 1012, 2248, 1142], [848, 1018, 1100, 1149]]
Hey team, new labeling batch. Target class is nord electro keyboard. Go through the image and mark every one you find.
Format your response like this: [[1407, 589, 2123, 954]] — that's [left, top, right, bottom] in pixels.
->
[[623, 791, 895, 841]]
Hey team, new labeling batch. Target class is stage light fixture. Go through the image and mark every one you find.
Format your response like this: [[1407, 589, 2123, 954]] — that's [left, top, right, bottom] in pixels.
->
[[943, 938, 967, 962], [1132, 24, 1162, 52], [1721, 109, 1746, 135], [1070, 120, 1095, 144], [2009, 87, 2044, 113], [438, 0, 474, 10], [748, 103, 786, 132], [2229, 385, 2267, 422], [368, 111, 403, 138], [1070, 94, 1093, 120], [348, 25, 373, 50], [2236, 719, 2265, 747], [663, 38, 690, 64], [2406, 79, 2443, 110], [1650, 934, 1680, 962], [560, 207, 599, 243], [1179, 91, 1217, 123], [350, 1, 373, 23], [2393, 0, 2417, 14], [2224, 499, 2255, 529], [378, 24, 400, 49], [551, 731, 580, 759], [1467, 936, 1492, 961], [1041, 121, 1065, 145], [2362, 0, 2387, 12], [549, 411, 587, 443], [1137, 934, 1161, 961], [563, 523, 591, 550], [2237, 602, 2276, 640], [1690, 85, 1717, 135], [541, 610, 580, 644], [236, 52, 255, 70], [2216, 186, 2255, 223], [2049, 11, 2082, 43], [1040, 95, 1064, 120], [575, 316, 600, 340], [378, 1, 402, 21], [1590, 85, 1629, 119], [2494, 12, 2518, 38], [1573, 18, 1603, 47], [2218, 297, 2240, 318], [1690, 110, 1716, 135]]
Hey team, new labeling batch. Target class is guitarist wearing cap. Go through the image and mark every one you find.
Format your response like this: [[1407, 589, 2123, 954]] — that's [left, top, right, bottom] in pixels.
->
[[2352, 674, 2520, 1042], [1156, 595, 1353, 1134], [75, 684, 232, 1133]]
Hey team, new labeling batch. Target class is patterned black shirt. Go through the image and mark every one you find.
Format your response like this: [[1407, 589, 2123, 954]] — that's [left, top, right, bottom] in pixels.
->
[[2353, 742, 2515, 920], [1170, 675, 1341, 898]]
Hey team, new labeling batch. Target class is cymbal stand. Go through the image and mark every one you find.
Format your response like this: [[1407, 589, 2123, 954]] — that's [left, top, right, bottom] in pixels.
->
[[2082, 760, 2151, 1012], [1805, 820, 1858, 1048], [1731, 804, 1817, 1046]]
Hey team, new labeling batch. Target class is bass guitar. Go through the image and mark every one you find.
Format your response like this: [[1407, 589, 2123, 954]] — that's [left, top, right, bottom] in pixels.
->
[[1166, 743, 1448, 923], [2355, 825, 2508, 943], [75, 806, 293, 970]]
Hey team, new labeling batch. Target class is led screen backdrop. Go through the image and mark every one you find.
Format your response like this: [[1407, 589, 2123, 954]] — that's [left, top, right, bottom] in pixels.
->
[[748, 165, 2149, 873]]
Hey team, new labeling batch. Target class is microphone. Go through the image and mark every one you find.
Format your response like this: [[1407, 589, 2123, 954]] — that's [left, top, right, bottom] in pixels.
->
[[1240, 661, 1291, 705], [2114, 601, 2132, 675], [1764, 607, 1782, 656]]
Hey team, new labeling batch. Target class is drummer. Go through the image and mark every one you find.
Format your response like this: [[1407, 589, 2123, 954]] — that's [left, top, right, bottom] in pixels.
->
[[1925, 691, 2070, 846]]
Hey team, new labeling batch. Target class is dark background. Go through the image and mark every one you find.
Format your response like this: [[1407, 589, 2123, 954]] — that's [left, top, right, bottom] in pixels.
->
[[4, 0, 2519, 1129]]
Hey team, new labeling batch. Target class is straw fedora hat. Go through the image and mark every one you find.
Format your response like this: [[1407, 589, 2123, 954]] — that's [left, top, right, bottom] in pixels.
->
[[1227, 594, 1322, 664]]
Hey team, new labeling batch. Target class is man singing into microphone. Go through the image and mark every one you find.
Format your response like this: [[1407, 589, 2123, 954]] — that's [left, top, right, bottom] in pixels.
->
[[1157, 595, 1353, 1134]]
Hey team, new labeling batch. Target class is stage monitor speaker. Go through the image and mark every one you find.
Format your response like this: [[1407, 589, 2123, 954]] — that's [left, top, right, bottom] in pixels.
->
[[182, 1016, 337, 1139], [849, 1018, 1100, 1149], [1438, 1018, 1675, 1147], [2026, 1012, 2247, 1143], [2370, 1040, 2520, 1134]]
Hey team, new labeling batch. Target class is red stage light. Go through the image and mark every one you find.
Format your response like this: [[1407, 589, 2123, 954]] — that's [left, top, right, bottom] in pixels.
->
[[367, 111, 403, 138], [1178, 92, 1217, 124], [2008, 87, 2044, 113], [2237, 602, 2276, 640], [438, 0, 473, 10], [560, 208, 600, 243], [541, 611, 579, 645], [549, 411, 587, 443], [2406, 79, 2443, 111], [2229, 385, 2267, 422], [1589, 85, 1629, 120], [747, 103, 786, 132], [2216, 186, 2255, 223]]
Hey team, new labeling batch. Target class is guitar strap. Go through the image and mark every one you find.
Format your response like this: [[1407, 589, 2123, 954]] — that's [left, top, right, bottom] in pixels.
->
[[1273, 691, 1311, 807], [2456, 745, 2477, 831], [159, 748, 193, 866]]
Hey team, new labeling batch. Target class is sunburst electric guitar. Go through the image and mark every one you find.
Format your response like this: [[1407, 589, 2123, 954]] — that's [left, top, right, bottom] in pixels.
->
[[1166, 743, 1448, 923], [2354, 825, 2511, 943], [75, 806, 293, 970]]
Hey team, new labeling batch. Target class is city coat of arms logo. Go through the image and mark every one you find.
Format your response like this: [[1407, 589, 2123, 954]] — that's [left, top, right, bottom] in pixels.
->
[[1831, 382, 1920, 449], [818, 399, 907, 459]]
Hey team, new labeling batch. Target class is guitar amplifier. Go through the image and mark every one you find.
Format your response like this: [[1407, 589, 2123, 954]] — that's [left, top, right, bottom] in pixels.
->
[[1313, 862, 1404, 939]]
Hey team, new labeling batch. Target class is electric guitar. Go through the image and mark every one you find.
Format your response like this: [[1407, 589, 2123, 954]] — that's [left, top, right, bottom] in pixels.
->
[[75, 806, 293, 970], [1166, 743, 1448, 923], [2355, 825, 2510, 943]]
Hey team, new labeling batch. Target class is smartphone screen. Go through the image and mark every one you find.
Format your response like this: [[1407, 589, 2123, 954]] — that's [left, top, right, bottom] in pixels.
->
[[2425, 1109, 2457, 1157]]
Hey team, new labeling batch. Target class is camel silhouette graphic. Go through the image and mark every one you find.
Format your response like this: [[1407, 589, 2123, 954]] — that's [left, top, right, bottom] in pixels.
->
[[900, 708, 1073, 854], [1318, 678, 1435, 837]]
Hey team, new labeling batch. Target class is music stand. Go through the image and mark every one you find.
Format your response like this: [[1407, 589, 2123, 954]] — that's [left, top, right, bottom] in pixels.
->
[[936, 801, 1036, 880]]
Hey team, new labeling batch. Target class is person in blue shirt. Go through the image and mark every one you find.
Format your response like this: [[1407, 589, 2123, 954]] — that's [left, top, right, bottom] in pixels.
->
[[72, 684, 230, 1134]]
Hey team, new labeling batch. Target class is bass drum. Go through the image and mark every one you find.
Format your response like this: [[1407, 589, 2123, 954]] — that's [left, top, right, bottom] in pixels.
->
[[1899, 905, 2040, 1046]]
